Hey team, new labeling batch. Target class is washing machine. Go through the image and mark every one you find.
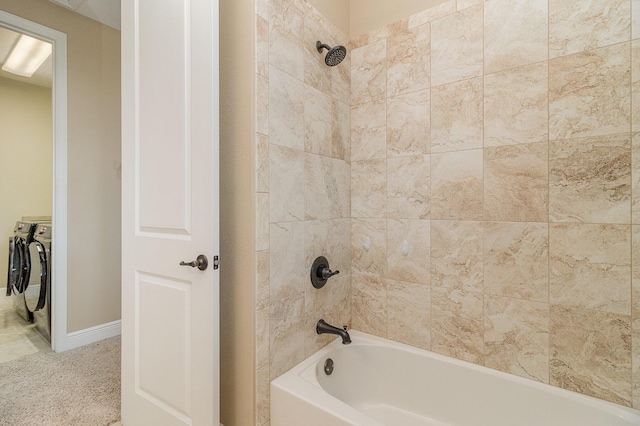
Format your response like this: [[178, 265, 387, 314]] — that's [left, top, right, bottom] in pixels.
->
[[6, 221, 37, 323], [24, 223, 52, 343]]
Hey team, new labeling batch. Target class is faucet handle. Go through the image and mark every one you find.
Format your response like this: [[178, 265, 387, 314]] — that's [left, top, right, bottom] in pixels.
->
[[321, 267, 340, 280], [311, 256, 340, 289]]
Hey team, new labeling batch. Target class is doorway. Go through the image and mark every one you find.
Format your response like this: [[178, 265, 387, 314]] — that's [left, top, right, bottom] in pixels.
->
[[0, 10, 68, 353]]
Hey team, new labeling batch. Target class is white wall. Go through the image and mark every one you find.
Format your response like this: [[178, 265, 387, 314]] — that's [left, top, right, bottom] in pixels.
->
[[0, 77, 53, 286]]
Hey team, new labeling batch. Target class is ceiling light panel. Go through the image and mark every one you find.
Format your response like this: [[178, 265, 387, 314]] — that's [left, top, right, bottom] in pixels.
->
[[2, 34, 52, 77]]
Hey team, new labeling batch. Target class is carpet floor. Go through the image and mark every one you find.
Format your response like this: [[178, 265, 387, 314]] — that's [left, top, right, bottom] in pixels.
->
[[0, 336, 121, 426]]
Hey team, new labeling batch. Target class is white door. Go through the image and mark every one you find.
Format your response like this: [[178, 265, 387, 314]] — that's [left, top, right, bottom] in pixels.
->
[[121, 0, 219, 425]]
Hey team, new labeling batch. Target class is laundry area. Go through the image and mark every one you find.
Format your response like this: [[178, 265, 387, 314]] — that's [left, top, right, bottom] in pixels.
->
[[0, 27, 53, 362]]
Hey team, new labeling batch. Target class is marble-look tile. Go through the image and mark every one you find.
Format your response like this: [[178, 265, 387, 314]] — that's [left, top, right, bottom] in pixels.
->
[[484, 62, 549, 147], [387, 24, 430, 97], [256, 365, 270, 426], [431, 286, 484, 363], [351, 18, 409, 50], [269, 221, 305, 302], [431, 5, 483, 87], [549, 223, 631, 315], [256, 75, 269, 136], [633, 134, 640, 223], [256, 133, 269, 192], [484, 0, 547, 74], [633, 225, 640, 317], [633, 225, 640, 407], [303, 13, 332, 96], [331, 47, 351, 105], [351, 159, 386, 218], [256, 193, 269, 251], [485, 295, 549, 383], [549, 134, 631, 224], [550, 305, 632, 406], [484, 222, 549, 302], [387, 89, 430, 157], [431, 149, 483, 220], [304, 84, 332, 156], [256, 0, 268, 21], [633, 41, 640, 131], [387, 155, 431, 219], [351, 99, 386, 161], [256, 307, 269, 369], [635, 0, 640, 41], [352, 274, 388, 338], [386, 219, 430, 285], [331, 99, 350, 161], [431, 77, 483, 153], [484, 142, 548, 222], [351, 218, 387, 277], [304, 154, 350, 220], [256, 15, 269, 78], [549, 43, 631, 141], [270, 293, 305, 379], [305, 273, 351, 355], [388, 280, 430, 350], [351, 39, 386, 105], [269, 144, 304, 222], [633, 317, 640, 407], [256, 250, 270, 311], [304, 219, 351, 276], [549, 0, 631, 59], [408, 0, 456, 29], [269, 0, 304, 80], [303, 4, 351, 102], [269, 65, 304, 150], [430, 220, 483, 292], [457, 0, 485, 10]]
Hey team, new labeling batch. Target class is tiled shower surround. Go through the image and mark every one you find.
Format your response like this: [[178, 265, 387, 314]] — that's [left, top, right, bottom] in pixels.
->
[[255, 0, 640, 424]]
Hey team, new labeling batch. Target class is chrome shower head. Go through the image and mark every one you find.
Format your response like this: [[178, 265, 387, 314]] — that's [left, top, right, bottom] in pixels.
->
[[316, 41, 347, 67]]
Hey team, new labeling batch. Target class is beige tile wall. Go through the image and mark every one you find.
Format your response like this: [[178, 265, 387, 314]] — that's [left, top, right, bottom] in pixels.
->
[[350, 0, 640, 409], [254, 0, 351, 424], [256, 0, 640, 423]]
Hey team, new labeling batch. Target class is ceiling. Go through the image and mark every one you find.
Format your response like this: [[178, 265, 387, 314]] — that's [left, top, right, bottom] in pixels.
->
[[0, 26, 53, 88], [48, 0, 121, 31], [0, 0, 120, 88]]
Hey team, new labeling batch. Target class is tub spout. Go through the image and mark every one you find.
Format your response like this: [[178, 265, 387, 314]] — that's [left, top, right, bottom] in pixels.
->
[[316, 319, 351, 344]]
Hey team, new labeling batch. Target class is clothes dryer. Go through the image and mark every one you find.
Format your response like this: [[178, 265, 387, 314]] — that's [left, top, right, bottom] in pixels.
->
[[25, 223, 52, 343], [6, 221, 37, 322]]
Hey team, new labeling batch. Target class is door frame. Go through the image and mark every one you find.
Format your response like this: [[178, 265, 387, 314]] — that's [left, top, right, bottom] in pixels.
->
[[0, 11, 68, 352]]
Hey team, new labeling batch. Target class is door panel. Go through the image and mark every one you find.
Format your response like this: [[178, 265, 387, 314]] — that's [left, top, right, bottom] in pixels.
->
[[122, 0, 220, 424], [138, 0, 189, 232], [137, 272, 191, 416]]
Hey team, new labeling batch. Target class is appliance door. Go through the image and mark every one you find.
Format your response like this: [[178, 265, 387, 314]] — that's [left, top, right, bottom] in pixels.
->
[[6, 237, 15, 296], [24, 240, 47, 313], [7, 237, 30, 295]]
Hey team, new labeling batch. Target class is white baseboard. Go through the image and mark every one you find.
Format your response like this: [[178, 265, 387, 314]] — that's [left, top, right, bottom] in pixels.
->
[[66, 319, 121, 350]]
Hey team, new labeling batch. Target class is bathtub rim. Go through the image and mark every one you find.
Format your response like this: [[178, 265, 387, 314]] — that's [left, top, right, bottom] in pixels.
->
[[271, 330, 640, 424]]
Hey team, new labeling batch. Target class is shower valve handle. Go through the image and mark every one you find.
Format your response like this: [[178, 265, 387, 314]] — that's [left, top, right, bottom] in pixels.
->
[[321, 267, 340, 280]]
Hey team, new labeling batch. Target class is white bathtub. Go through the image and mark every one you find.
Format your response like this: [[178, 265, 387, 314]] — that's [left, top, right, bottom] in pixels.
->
[[271, 330, 640, 426]]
